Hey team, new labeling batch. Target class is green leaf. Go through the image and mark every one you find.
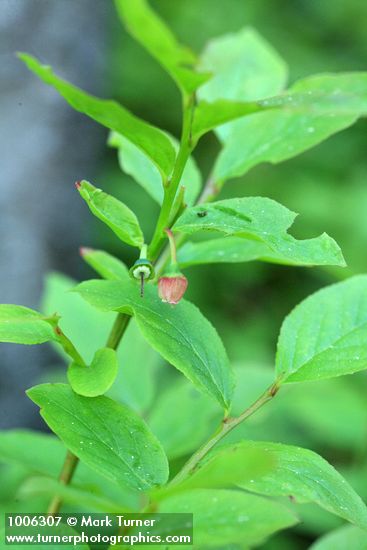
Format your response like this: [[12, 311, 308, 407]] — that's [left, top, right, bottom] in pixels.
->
[[198, 27, 287, 140], [261, 73, 367, 115], [148, 380, 220, 459], [42, 273, 158, 412], [77, 180, 144, 248], [236, 441, 367, 530], [74, 279, 234, 409], [42, 272, 115, 364], [0, 305, 58, 345], [173, 197, 345, 268], [159, 444, 275, 499], [310, 525, 367, 550], [108, 131, 201, 205], [80, 248, 129, 281], [0, 430, 136, 509], [0, 430, 67, 478], [110, 319, 160, 413], [114, 0, 210, 95], [18, 53, 176, 177], [213, 73, 367, 184], [68, 348, 118, 397], [192, 99, 263, 144], [184, 445, 274, 491], [159, 489, 297, 546], [279, 378, 367, 453], [27, 383, 169, 491], [276, 275, 367, 383], [178, 236, 344, 269], [19, 476, 131, 513]]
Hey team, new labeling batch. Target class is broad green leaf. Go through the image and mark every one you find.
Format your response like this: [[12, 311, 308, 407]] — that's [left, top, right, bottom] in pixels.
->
[[159, 444, 275, 499], [27, 383, 169, 491], [261, 73, 367, 115], [68, 348, 118, 397], [108, 131, 202, 205], [110, 319, 160, 413], [42, 272, 115, 364], [18, 53, 176, 177], [236, 441, 367, 530], [279, 378, 367, 452], [173, 198, 345, 268], [192, 99, 263, 144], [148, 380, 220, 459], [0, 430, 67, 478], [276, 275, 367, 383], [80, 248, 129, 280], [178, 236, 343, 268], [184, 444, 274, 491], [0, 430, 138, 510], [213, 73, 367, 184], [74, 279, 234, 409], [158, 489, 297, 546], [42, 272, 158, 412], [310, 525, 367, 550], [0, 305, 57, 345], [198, 27, 287, 140], [114, 0, 210, 95], [77, 180, 144, 248], [19, 476, 132, 513]]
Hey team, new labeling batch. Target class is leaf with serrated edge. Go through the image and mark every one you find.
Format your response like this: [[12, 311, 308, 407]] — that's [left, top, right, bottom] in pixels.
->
[[74, 279, 233, 409], [173, 197, 345, 268], [27, 383, 169, 491], [276, 275, 367, 383]]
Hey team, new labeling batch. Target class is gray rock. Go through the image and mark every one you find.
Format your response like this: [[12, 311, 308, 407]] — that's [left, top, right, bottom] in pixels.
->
[[0, 0, 112, 427]]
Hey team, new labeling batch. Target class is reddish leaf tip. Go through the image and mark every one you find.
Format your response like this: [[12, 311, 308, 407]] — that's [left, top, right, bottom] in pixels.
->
[[79, 246, 93, 257]]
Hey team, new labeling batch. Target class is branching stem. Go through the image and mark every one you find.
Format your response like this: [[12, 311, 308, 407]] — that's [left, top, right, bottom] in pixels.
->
[[47, 92, 197, 516], [170, 382, 280, 486]]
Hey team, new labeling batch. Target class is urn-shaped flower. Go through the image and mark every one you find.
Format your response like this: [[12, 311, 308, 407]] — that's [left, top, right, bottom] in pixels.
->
[[158, 273, 188, 305]]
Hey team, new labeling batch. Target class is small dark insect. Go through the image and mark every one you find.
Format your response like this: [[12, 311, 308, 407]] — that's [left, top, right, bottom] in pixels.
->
[[197, 210, 208, 218]]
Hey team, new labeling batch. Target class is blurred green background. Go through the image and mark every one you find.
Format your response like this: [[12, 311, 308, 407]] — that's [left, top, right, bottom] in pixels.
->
[[2, 1, 367, 548]]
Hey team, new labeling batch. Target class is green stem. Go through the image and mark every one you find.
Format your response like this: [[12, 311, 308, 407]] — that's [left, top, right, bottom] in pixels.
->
[[170, 382, 279, 486], [47, 313, 131, 515], [165, 228, 177, 264], [106, 313, 131, 349], [47, 451, 79, 516], [54, 327, 86, 366], [47, 98, 195, 516], [47, 93, 219, 518], [148, 94, 195, 261], [153, 172, 222, 276]]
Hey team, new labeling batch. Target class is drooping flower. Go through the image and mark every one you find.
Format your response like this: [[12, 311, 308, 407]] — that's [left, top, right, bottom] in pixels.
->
[[158, 228, 188, 304], [158, 273, 188, 305]]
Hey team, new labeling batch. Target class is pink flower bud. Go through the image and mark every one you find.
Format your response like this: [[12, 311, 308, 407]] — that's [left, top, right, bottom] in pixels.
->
[[158, 274, 188, 305]]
